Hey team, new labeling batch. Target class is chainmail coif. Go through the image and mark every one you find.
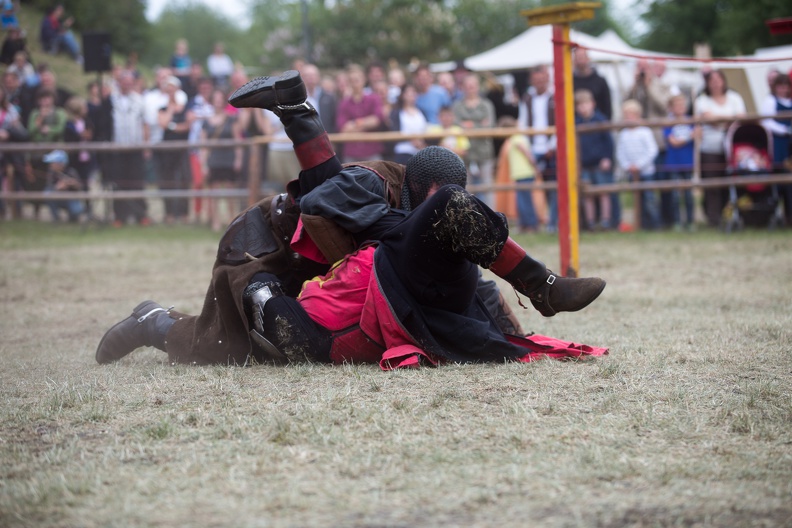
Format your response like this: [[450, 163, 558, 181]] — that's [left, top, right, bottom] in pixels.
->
[[401, 146, 467, 211]]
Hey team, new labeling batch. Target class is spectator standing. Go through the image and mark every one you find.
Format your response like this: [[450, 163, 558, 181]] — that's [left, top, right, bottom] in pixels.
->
[[387, 66, 406, 105], [86, 80, 113, 218], [226, 68, 260, 183], [616, 99, 660, 230], [262, 108, 296, 192], [575, 89, 614, 230], [110, 70, 149, 226], [453, 73, 496, 207], [63, 96, 95, 209], [185, 76, 216, 221], [181, 63, 204, 101], [27, 88, 67, 206], [144, 68, 188, 188], [499, 115, 542, 232], [206, 42, 234, 91], [87, 81, 113, 143], [333, 69, 350, 100], [227, 68, 254, 135], [388, 83, 427, 165], [2, 70, 22, 114], [186, 77, 215, 144], [0, 83, 27, 218], [437, 71, 461, 103], [484, 72, 519, 161], [201, 89, 243, 232], [39, 4, 81, 62], [414, 63, 450, 125], [157, 76, 193, 224], [1, 26, 26, 66], [27, 89, 67, 143], [626, 59, 674, 227], [372, 79, 392, 132], [518, 65, 557, 232], [694, 69, 746, 227], [301, 63, 337, 134], [365, 61, 386, 94], [573, 48, 612, 120], [760, 74, 792, 225], [170, 39, 192, 87], [337, 64, 384, 163], [18, 67, 72, 128], [42, 149, 83, 223], [573, 48, 618, 227], [664, 94, 698, 230]]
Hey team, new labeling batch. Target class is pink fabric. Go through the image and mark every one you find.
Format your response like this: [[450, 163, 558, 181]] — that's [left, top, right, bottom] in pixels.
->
[[297, 246, 608, 370], [328, 326, 384, 364], [380, 345, 439, 370], [290, 217, 329, 265], [505, 333, 609, 362], [298, 247, 374, 330]]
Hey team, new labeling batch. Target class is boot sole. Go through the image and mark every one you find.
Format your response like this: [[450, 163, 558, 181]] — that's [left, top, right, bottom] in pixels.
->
[[228, 70, 305, 109], [95, 300, 159, 364]]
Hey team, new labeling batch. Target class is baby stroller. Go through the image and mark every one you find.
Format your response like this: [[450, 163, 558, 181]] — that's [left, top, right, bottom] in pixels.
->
[[721, 122, 784, 232]]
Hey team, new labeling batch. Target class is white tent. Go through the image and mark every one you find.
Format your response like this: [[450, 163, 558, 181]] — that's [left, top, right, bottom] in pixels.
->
[[433, 26, 707, 118], [435, 26, 792, 116], [459, 26, 636, 72]]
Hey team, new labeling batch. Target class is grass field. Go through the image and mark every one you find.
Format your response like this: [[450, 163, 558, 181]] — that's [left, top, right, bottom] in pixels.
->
[[1, 221, 791, 527]]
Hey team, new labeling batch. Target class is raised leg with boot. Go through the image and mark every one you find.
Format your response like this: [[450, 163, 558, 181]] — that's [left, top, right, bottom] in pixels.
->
[[489, 238, 606, 317], [228, 70, 340, 195]]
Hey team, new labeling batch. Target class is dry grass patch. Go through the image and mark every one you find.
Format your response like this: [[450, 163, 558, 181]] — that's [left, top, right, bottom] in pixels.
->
[[1, 222, 791, 527]]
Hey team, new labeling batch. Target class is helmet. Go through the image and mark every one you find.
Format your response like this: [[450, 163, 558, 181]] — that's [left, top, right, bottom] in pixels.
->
[[401, 146, 467, 210]]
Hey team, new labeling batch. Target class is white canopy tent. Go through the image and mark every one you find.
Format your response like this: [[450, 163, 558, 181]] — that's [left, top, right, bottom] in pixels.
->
[[432, 26, 704, 119], [433, 26, 792, 117], [459, 26, 634, 72]]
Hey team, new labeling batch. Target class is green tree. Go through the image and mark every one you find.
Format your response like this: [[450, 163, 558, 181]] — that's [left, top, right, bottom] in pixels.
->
[[244, 0, 304, 73], [144, 3, 248, 70], [304, 0, 460, 68], [639, 0, 792, 56]]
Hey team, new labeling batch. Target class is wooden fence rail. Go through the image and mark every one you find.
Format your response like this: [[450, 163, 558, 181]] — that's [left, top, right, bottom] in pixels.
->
[[2, 112, 790, 226]]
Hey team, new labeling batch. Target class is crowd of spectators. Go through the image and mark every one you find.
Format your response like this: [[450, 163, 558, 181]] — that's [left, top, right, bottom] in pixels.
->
[[0, 11, 790, 232]]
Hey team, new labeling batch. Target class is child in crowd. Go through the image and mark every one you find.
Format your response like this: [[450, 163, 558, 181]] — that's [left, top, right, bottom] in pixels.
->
[[663, 94, 698, 230], [574, 89, 614, 230], [426, 105, 470, 160], [43, 149, 84, 223], [616, 99, 660, 230], [498, 115, 542, 232]]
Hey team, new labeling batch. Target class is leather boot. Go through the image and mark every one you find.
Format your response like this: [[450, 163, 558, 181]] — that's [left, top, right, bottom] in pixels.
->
[[489, 238, 606, 317], [228, 70, 306, 110], [229, 70, 337, 190], [95, 301, 175, 364]]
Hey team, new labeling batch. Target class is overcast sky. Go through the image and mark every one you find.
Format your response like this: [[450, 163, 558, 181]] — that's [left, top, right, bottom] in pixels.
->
[[146, 0, 251, 27]]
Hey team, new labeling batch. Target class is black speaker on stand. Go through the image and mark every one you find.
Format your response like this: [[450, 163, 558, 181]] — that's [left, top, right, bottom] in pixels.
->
[[82, 32, 112, 73]]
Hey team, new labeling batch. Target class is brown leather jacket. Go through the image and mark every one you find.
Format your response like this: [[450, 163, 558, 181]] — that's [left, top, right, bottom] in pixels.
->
[[165, 161, 406, 365]]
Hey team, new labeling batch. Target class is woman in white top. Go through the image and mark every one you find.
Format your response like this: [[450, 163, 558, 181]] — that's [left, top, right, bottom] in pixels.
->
[[694, 69, 746, 226], [389, 83, 427, 165]]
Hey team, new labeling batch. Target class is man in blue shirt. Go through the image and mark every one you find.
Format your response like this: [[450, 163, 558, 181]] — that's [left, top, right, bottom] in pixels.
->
[[413, 63, 450, 125]]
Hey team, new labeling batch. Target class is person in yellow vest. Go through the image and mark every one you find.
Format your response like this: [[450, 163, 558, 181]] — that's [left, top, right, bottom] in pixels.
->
[[496, 115, 546, 232]]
